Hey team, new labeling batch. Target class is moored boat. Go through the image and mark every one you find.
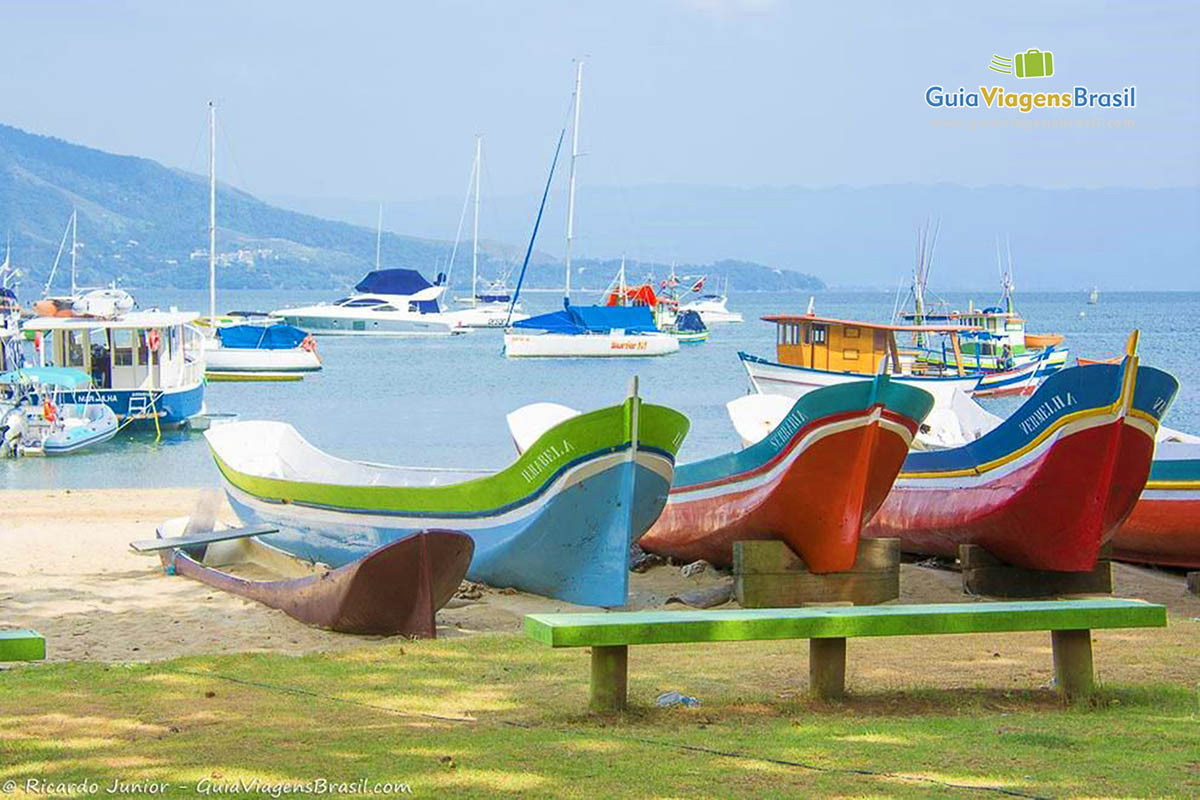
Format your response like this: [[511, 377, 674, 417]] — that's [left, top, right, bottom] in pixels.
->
[[638, 376, 934, 571], [21, 310, 206, 426], [153, 517, 474, 636], [202, 324, 321, 381], [1112, 441, 1200, 569], [864, 334, 1178, 572], [204, 381, 689, 607], [272, 269, 468, 336], [0, 367, 118, 457]]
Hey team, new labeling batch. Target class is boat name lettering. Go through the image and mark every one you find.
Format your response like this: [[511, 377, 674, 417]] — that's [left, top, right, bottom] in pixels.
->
[[1017, 392, 1076, 436], [520, 438, 576, 483], [1150, 396, 1168, 418], [610, 341, 648, 351], [766, 409, 807, 450]]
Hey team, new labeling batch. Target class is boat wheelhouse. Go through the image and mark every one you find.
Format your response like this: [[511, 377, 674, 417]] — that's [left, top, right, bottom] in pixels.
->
[[271, 269, 467, 336], [22, 310, 205, 425], [742, 313, 985, 403]]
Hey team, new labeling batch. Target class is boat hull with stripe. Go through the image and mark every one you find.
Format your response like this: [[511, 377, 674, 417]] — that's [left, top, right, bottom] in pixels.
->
[[205, 395, 689, 607], [864, 357, 1178, 572], [639, 377, 933, 572], [1112, 442, 1200, 568]]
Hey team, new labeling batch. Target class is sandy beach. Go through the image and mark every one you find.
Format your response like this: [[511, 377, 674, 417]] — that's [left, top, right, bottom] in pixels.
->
[[2, 487, 1198, 664]]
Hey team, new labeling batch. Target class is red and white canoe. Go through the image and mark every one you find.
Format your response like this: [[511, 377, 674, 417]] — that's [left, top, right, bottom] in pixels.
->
[[638, 376, 934, 572], [1113, 441, 1200, 568], [865, 337, 1179, 572]]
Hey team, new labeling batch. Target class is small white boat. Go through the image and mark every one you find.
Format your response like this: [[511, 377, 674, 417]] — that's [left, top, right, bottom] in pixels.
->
[[74, 288, 135, 318], [202, 324, 321, 381], [502, 63, 677, 359], [0, 368, 118, 457], [193, 101, 322, 381], [679, 283, 743, 324]]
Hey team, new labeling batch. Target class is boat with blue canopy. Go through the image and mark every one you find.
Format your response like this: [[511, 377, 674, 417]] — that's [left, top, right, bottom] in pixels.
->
[[0, 367, 118, 456]]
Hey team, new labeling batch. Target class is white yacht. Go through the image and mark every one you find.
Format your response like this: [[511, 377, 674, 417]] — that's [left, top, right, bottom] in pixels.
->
[[271, 269, 468, 336], [679, 286, 744, 324]]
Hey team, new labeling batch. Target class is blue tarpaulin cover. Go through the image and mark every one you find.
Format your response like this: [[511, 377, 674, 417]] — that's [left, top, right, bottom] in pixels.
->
[[354, 269, 432, 296], [217, 324, 308, 350], [676, 310, 707, 332], [513, 304, 660, 335]]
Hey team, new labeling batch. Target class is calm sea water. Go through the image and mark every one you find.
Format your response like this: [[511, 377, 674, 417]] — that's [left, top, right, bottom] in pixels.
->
[[3, 289, 1196, 490]]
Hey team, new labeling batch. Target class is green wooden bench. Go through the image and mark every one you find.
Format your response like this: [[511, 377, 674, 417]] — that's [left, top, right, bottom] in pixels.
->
[[525, 599, 1166, 711], [0, 630, 45, 662]]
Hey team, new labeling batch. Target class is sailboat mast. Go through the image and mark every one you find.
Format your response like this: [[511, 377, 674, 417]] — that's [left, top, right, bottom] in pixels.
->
[[375, 203, 383, 270], [564, 61, 583, 303], [208, 101, 217, 322], [70, 208, 77, 297], [472, 135, 481, 305]]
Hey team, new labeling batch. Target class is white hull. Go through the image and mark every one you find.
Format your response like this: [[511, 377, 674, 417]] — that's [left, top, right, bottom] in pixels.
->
[[505, 332, 680, 358], [741, 354, 979, 407], [680, 298, 743, 324], [204, 344, 321, 374], [444, 305, 530, 329], [271, 306, 467, 337]]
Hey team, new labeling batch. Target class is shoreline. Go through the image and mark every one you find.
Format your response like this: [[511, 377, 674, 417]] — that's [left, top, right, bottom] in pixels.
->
[[2, 487, 1198, 665]]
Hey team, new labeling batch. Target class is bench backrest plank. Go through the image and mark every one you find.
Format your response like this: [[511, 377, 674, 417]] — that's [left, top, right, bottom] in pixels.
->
[[0, 629, 46, 662], [525, 600, 1166, 648]]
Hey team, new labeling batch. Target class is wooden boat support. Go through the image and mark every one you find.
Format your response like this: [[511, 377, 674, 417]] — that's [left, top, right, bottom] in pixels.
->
[[734, 538, 901, 607], [156, 518, 474, 636], [959, 544, 1113, 598]]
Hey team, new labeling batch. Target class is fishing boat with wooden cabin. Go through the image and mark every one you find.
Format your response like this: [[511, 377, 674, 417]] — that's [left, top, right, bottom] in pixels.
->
[[22, 310, 206, 426], [638, 376, 933, 571], [739, 314, 984, 409], [864, 333, 1178, 572]]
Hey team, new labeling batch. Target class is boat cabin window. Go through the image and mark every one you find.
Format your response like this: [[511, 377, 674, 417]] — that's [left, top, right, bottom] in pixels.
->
[[811, 324, 827, 345], [89, 329, 111, 387], [112, 329, 135, 367], [342, 298, 383, 308], [373, 304, 397, 312], [137, 331, 151, 365], [333, 298, 352, 306], [65, 329, 87, 368]]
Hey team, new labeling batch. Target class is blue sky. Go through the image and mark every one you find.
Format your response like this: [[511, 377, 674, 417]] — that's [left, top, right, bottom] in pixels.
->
[[2, 0, 1197, 203]]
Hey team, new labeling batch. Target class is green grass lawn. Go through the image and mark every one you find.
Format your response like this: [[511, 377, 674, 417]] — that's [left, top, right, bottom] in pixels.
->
[[1, 633, 1197, 798]]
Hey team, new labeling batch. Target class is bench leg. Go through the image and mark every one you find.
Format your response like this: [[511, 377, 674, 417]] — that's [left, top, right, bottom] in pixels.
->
[[1051, 629, 1094, 699], [589, 645, 628, 712], [809, 637, 846, 700]]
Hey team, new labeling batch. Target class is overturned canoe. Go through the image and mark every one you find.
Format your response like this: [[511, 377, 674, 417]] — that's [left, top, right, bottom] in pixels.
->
[[205, 384, 689, 607], [1112, 442, 1200, 568], [157, 518, 473, 636], [865, 336, 1178, 572], [639, 376, 934, 572]]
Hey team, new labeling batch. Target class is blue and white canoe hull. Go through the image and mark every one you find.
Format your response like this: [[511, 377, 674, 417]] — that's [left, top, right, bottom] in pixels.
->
[[220, 449, 675, 608]]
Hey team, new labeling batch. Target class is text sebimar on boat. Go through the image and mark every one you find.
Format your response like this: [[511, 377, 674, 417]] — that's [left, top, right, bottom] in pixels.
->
[[638, 375, 934, 571]]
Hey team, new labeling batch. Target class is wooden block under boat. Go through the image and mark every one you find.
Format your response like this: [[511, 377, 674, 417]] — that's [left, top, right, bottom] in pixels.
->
[[958, 544, 1113, 598], [733, 538, 900, 607]]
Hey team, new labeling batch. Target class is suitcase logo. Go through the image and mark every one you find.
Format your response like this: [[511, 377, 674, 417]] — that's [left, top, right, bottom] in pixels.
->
[[989, 49, 1054, 78]]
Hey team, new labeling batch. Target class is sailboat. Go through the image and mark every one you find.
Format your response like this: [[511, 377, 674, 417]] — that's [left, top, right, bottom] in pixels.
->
[[1089, 287, 1100, 305], [444, 137, 528, 329], [503, 62, 679, 359], [195, 102, 322, 381]]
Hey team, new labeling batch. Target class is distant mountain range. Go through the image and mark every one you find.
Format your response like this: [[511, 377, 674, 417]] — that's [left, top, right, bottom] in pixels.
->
[[277, 183, 1200, 292], [0, 123, 823, 296]]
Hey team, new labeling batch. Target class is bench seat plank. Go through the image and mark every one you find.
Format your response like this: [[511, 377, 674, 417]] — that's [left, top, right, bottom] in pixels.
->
[[525, 599, 1166, 648], [0, 629, 46, 662]]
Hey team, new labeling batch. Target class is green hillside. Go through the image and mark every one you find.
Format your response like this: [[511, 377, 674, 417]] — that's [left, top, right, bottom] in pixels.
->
[[0, 123, 823, 295]]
